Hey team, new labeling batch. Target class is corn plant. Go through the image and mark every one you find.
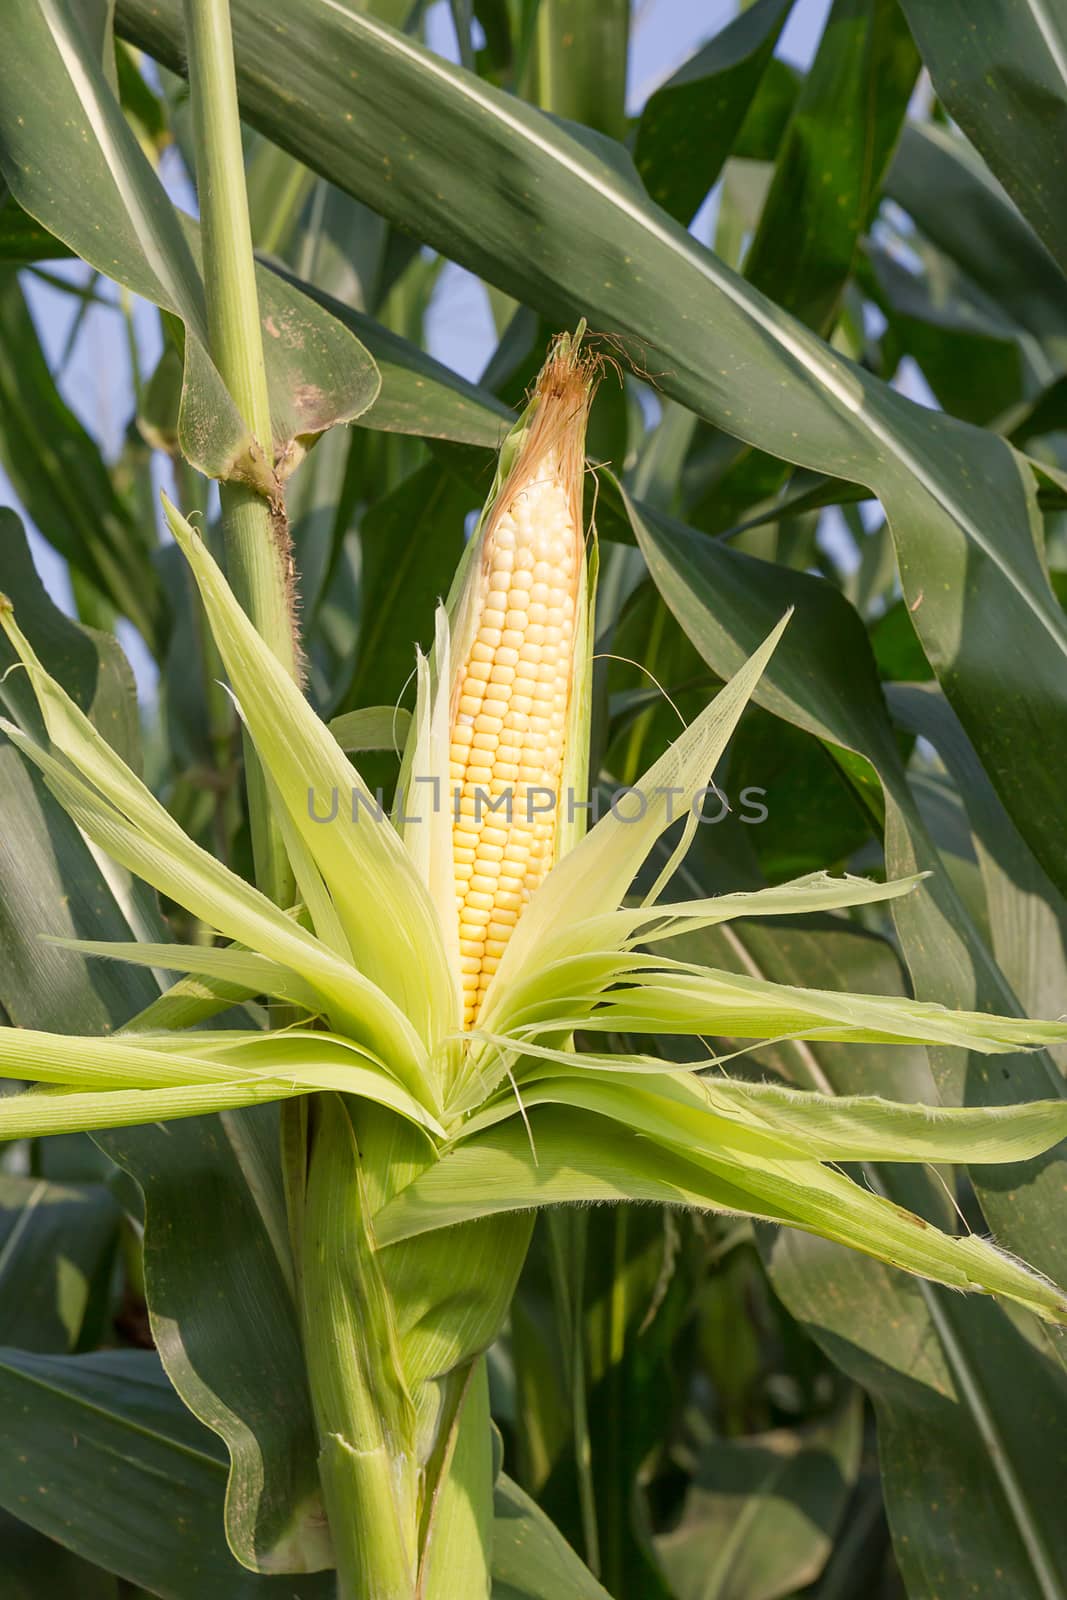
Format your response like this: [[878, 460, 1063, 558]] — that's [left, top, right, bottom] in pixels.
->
[[1, 2, 1067, 1599]]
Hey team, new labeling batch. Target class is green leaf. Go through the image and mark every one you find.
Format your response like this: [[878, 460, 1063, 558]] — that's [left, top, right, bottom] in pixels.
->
[[335, 298, 510, 446], [0, 553, 337, 1579], [767, 1209, 1067, 1600], [0, 189, 73, 263], [329, 706, 413, 754], [339, 460, 475, 715], [0, 511, 140, 767], [162, 496, 453, 1065], [378, 1105, 1067, 1323], [491, 1057, 1067, 1168], [0, 1347, 332, 1598], [897, 0, 1067, 280], [491, 1472, 613, 1600], [743, 0, 920, 333], [622, 492, 1067, 1289], [889, 683, 1067, 1071], [722, 712, 873, 880], [655, 1398, 862, 1600], [0, 1174, 120, 1353], [0, 1343, 611, 1600], [114, 0, 1067, 903], [866, 239, 1026, 430], [0, 1023, 443, 1139], [633, 0, 792, 226], [0, 277, 167, 652], [0, 518, 156, 1037], [0, 1510, 120, 1600], [885, 122, 1067, 363], [531, 0, 629, 140], [565, 962, 1067, 1054], [0, 596, 423, 1073], [0, 0, 378, 488], [681, 878, 1067, 1599], [773, 1224, 1067, 1598]]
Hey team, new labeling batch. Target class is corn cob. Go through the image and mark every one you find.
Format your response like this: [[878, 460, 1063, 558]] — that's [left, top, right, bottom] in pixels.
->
[[449, 336, 597, 1028]]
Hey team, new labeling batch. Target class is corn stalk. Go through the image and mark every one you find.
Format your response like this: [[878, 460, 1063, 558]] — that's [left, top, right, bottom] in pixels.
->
[[182, 0, 296, 909]]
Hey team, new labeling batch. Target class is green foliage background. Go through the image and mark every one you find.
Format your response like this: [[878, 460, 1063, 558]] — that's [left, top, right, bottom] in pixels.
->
[[0, 1, 1066, 1596]]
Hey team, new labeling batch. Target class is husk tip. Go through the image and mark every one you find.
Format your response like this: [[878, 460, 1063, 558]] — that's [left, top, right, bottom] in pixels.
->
[[538, 324, 603, 408]]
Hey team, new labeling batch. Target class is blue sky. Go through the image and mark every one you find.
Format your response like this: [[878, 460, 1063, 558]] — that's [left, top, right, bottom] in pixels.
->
[[2, 0, 833, 693]]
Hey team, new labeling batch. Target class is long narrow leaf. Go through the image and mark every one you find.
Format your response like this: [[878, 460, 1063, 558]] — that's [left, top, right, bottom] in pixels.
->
[[162, 497, 455, 1049], [376, 1108, 1067, 1324]]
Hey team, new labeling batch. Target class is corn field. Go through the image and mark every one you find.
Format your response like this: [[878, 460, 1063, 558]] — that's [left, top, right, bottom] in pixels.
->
[[1, 1, 1066, 1596]]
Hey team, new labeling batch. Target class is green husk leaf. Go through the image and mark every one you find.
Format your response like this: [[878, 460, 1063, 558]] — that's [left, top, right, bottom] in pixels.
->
[[0, 602, 424, 1079], [162, 495, 454, 1059], [0, 1025, 444, 1137], [571, 962, 1067, 1053], [376, 1107, 1067, 1324], [461, 1061, 1067, 1171]]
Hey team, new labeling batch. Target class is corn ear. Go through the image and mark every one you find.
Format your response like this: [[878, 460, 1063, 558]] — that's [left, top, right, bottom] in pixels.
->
[[399, 329, 600, 1034]]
